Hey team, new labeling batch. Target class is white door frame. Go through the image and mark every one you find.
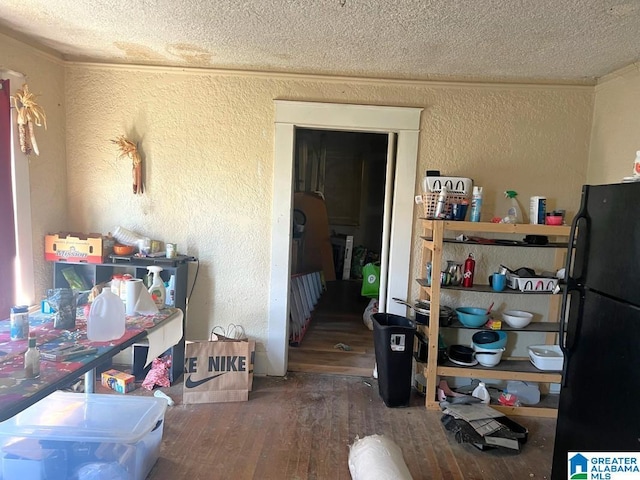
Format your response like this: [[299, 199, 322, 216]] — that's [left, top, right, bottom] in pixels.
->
[[268, 100, 422, 376]]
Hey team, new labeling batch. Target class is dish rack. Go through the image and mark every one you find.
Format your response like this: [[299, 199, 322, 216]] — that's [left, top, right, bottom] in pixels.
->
[[421, 176, 472, 219], [506, 273, 559, 292]]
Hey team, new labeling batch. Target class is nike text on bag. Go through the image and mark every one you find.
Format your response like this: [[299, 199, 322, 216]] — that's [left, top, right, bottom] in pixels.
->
[[184, 335, 256, 404]]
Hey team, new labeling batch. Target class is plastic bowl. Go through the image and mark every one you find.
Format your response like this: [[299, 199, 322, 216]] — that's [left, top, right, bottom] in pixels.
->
[[473, 345, 505, 367], [502, 310, 534, 328], [113, 244, 135, 255], [545, 215, 563, 226], [455, 307, 490, 327], [472, 330, 507, 349]]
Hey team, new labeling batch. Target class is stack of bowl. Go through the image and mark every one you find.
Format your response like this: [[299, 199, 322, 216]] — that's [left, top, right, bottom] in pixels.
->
[[472, 330, 507, 367], [455, 307, 490, 328]]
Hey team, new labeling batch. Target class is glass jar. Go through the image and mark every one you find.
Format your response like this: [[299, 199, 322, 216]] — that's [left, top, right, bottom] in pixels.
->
[[10, 305, 29, 341], [447, 261, 463, 286]]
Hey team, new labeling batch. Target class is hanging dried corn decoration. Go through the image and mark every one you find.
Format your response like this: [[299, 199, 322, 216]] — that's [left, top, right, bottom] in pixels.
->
[[11, 83, 47, 156], [111, 135, 144, 194]]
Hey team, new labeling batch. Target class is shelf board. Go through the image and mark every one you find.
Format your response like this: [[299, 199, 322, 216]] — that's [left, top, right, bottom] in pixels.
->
[[492, 393, 559, 418], [436, 359, 562, 383], [444, 320, 562, 333], [442, 284, 562, 294], [427, 393, 559, 418], [417, 280, 563, 296], [421, 220, 571, 237], [420, 236, 569, 249]]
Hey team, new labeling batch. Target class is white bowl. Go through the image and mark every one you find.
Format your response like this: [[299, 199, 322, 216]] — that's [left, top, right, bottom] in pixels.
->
[[473, 346, 505, 367], [502, 310, 533, 328]]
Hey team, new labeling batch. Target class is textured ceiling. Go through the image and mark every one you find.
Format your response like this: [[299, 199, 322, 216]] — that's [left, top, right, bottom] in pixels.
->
[[1, 0, 639, 83]]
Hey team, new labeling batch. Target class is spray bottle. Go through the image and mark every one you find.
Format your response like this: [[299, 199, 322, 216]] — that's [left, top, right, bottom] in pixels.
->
[[147, 266, 166, 308], [504, 190, 522, 224], [469, 186, 483, 222]]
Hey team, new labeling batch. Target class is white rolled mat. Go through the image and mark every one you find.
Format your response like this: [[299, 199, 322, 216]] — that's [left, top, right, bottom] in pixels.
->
[[348, 434, 413, 480]]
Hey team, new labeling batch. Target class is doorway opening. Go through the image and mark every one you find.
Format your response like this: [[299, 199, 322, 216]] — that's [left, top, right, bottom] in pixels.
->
[[288, 128, 388, 375], [269, 101, 421, 377]]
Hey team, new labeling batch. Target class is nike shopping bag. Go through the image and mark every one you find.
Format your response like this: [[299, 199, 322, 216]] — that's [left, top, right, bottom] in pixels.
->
[[184, 331, 255, 404]]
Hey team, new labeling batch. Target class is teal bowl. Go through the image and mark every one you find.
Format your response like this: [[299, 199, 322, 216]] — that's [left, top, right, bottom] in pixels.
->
[[472, 330, 507, 349], [455, 307, 490, 327]]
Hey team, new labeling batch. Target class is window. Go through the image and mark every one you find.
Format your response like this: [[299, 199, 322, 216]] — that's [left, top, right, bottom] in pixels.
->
[[0, 78, 16, 314], [1, 71, 35, 312]]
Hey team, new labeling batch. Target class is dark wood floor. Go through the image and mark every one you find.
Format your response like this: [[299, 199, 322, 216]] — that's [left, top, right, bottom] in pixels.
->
[[288, 280, 375, 376], [114, 280, 556, 479], [132, 372, 556, 480]]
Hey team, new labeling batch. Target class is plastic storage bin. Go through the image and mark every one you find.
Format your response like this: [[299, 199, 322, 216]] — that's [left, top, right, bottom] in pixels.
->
[[528, 345, 564, 371], [372, 313, 416, 407], [506, 381, 541, 405], [0, 391, 166, 480]]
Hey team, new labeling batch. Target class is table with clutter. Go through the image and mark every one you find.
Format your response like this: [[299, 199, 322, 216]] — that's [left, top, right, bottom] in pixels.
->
[[0, 307, 183, 422]]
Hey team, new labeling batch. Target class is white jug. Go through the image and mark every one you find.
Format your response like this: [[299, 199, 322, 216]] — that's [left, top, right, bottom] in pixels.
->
[[87, 288, 126, 341]]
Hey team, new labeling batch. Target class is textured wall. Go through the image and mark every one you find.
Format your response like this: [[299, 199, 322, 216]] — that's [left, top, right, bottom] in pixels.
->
[[3, 30, 595, 373], [0, 32, 67, 303], [63, 65, 592, 370], [589, 64, 640, 184]]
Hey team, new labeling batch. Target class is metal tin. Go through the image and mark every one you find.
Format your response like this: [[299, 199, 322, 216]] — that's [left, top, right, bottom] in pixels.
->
[[151, 240, 161, 253], [529, 196, 547, 225], [166, 243, 177, 259], [10, 305, 29, 341]]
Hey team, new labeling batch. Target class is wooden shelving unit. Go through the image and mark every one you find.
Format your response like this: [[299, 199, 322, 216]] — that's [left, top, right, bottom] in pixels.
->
[[418, 220, 571, 418]]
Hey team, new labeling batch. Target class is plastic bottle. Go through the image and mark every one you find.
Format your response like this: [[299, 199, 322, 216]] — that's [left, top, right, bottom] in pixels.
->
[[87, 288, 126, 341], [24, 332, 40, 378], [504, 190, 522, 224], [147, 266, 166, 308], [110, 274, 123, 297], [434, 186, 448, 219], [469, 186, 483, 222], [472, 382, 490, 404], [166, 274, 176, 307], [634, 151, 640, 177]]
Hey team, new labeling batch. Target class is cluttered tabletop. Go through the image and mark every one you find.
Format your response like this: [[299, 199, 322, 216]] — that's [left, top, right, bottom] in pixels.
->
[[0, 307, 180, 422]]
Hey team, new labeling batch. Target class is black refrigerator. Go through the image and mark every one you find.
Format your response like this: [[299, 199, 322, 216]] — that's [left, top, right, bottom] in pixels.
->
[[551, 181, 640, 478]]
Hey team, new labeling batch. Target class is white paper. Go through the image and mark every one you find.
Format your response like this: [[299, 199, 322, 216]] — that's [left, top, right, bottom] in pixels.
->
[[144, 309, 184, 366]]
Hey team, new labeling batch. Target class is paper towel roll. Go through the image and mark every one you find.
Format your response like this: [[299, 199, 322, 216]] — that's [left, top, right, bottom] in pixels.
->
[[125, 279, 144, 315]]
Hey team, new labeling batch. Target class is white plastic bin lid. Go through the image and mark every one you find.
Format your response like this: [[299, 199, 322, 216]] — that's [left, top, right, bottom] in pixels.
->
[[0, 391, 167, 444]]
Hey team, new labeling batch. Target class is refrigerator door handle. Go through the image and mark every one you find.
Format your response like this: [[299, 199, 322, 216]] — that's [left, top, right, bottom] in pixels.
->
[[567, 185, 590, 281], [559, 287, 584, 386], [559, 193, 588, 387]]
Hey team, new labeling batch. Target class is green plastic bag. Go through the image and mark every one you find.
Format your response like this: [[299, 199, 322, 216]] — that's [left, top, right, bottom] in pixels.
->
[[361, 262, 381, 298]]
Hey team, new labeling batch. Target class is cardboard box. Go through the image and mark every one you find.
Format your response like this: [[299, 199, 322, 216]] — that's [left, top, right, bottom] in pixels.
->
[[101, 369, 136, 393], [45, 232, 114, 263]]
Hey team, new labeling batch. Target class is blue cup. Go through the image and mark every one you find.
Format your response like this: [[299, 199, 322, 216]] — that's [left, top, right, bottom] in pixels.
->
[[492, 273, 506, 291], [451, 203, 468, 221]]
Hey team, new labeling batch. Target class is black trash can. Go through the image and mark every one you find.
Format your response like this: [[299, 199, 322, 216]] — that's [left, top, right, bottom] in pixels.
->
[[372, 313, 416, 407]]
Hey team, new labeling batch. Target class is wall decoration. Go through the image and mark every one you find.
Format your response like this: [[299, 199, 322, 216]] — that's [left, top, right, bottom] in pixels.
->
[[11, 83, 47, 156], [111, 135, 144, 194]]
